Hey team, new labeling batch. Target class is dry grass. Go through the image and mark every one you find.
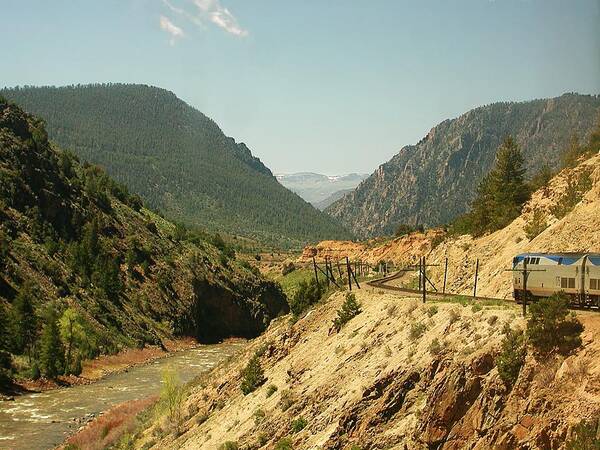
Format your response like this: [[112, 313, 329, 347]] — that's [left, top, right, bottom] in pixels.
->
[[63, 396, 157, 450]]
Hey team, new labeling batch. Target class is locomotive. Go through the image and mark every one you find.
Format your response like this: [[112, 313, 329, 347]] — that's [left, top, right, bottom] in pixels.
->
[[512, 253, 600, 307]]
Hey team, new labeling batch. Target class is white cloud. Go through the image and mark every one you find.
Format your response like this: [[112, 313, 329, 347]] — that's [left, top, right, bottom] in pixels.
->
[[162, 0, 248, 37], [159, 15, 184, 45]]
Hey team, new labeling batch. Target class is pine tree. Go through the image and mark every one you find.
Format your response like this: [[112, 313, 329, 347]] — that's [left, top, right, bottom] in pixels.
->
[[94, 255, 123, 302], [333, 293, 362, 332], [488, 137, 529, 229], [0, 302, 11, 353], [465, 136, 530, 236], [240, 354, 266, 395], [562, 134, 582, 168], [39, 306, 64, 378], [13, 282, 38, 359]]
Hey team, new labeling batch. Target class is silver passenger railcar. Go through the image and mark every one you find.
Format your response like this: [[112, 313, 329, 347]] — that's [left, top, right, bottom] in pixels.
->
[[512, 253, 600, 308]]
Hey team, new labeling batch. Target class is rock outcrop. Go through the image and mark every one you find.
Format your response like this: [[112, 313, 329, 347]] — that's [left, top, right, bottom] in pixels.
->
[[327, 93, 600, 238], [135, 290, 600, 449]]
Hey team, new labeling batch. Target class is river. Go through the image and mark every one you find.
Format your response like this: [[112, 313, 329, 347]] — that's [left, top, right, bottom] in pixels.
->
[[0, 341, 245, 450]]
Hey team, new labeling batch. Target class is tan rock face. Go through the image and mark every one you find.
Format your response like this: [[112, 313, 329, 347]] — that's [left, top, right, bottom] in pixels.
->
[[299, 230, 444, 267], [139, 290, 600, 450]]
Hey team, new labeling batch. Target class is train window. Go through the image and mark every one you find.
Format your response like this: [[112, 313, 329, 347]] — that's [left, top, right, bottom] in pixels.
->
[[568, 278, 576, 289], [591, 279, 599, 290], [561, 277, 568, 289]]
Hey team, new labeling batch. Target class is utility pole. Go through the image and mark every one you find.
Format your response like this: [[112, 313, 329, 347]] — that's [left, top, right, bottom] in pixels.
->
[[312, 256, 319, 287], [346, 257, 352, 291], [473, 259, 479, 298], [443, 257, 448, 295], [422, 256, 426, 304]]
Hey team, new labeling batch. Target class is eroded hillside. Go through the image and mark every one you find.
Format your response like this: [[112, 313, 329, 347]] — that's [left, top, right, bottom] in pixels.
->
[[135, 290, 600, 449]]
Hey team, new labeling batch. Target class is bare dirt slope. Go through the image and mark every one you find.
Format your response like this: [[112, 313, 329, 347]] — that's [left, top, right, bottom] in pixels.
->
[[137, 290, 600, 449]]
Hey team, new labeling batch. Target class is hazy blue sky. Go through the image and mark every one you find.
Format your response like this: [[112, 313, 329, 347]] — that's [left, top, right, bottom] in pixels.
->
[[2, 0, 599, 174]]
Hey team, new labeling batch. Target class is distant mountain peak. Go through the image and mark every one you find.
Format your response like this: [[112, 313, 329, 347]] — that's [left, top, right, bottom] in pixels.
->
[[276, 172, 368, 205]]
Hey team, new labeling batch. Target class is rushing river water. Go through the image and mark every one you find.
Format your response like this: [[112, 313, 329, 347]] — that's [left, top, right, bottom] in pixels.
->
[[0, 341, 245, 450]]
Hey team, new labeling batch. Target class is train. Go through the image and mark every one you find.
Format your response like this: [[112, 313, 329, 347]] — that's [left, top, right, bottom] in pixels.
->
[[512, 253, 600, 308]]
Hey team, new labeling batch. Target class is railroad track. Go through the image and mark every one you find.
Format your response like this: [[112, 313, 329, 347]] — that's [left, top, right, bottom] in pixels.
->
[[366, 271, 512, 304], [367, 271, 600, 312]]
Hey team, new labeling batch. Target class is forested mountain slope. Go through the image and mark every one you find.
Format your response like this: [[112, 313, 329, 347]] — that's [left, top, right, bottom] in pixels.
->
[[1, 84, 350, 247], [326, 93, 600, 237], [0, 99, 288, 385]]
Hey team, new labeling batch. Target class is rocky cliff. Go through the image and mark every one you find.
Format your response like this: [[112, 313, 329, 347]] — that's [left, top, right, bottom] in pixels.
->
[[326, 93, 600, 238]]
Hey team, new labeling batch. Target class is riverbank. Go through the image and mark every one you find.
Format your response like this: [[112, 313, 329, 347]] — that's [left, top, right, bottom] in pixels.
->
[[59, 396, 158, 450], [3, 338, 200, 398], [0, 341, 246, 450]]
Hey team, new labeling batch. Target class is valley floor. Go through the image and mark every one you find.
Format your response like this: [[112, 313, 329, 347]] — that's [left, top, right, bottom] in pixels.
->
[[136, 289, 600, 449]]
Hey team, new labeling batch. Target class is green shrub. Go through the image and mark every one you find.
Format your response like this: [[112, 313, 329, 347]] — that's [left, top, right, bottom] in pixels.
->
[[426, 305, 438, 317], [448, 308, 461, 324], [524, 209, 548, 240], [527, 293, 583, 356], [274, 437, 293, 450], [550, 171, 592, 219], [0, 229, 9, 268], [282, 262, 296, 276], [218, 442, 239, 450], [430, 233, 445, 249], [29, 360, 40, 380], [496, 325, 527, 387], [266, 384, 278, 397], [471, 303, 483, 313], [332, 293, 362, 332], [240, 354, 266, 395], [289, 279, 323, 317], [395, 224, 424, 237], [160, 368, 184, 432], [409, 322, 426, 340], [279, 390, 294, 411], [291, 417, 307, 433], [428, 338, 443, 355], [565, 419, 600, 450], [253, 408, 266, 425]]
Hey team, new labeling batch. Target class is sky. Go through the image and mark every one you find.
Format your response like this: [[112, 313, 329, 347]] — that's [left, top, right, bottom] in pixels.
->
[[2, 0, 599, 175]]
